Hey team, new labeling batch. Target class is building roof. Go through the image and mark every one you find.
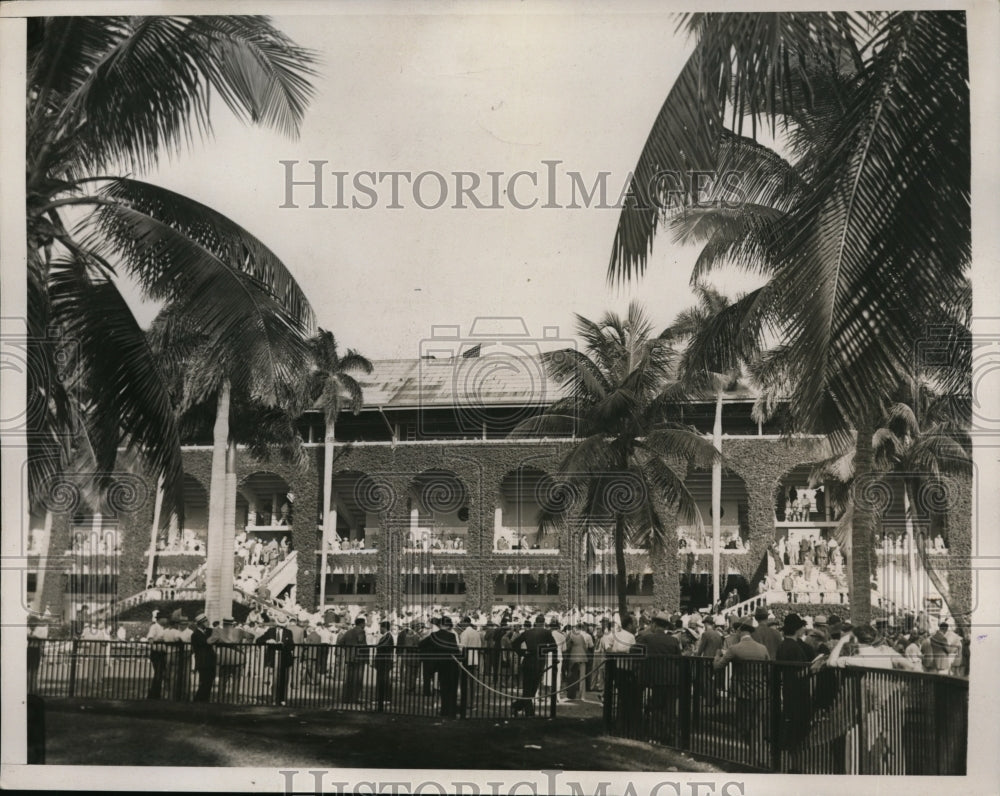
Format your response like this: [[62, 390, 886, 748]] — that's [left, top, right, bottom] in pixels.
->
[[351, 356, 761, 410]]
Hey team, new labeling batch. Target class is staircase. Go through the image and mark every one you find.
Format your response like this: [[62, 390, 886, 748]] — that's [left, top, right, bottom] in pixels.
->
[[233, 586, 298, 623], [256, 550, 298, 598]]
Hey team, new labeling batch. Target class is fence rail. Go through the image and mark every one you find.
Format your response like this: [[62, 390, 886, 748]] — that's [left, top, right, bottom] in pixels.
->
[[602, 653, 967, 775], [26, 639, 557, 721]]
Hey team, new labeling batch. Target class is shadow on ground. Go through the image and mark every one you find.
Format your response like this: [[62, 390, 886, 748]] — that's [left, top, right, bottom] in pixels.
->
[[40, 698, 722, 772]]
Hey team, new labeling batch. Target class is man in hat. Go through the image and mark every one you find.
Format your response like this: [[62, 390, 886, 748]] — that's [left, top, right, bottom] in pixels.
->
[[397, 621, 422, 693], [373, 620, 395, 710], [255, 615, 295, 704], [829, 624, 910, 670], [457, 616, 483, 708], [776, 613, 811, 663], [775, 613, 812, 770], [426, 615, 461, 718], [509, 616, 557, 716], [190, 612, 216, 701], [338, 616, 369, 704], [636, 611, 682, 742], [714, 616, 770, 750], [751, 606, 782, 659], [145, 609, 172, 699]]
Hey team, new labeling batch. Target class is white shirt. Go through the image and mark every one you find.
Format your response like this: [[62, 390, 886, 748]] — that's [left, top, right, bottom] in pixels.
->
[[606, 627, 637, 653]]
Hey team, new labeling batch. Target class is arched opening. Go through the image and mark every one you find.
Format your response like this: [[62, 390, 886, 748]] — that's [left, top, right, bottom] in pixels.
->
[[406, 469, 469, 551], [678, 468, 751, 552], [495, 467, 562, 552], [323, 470, 381, 551], [239, 471, 294, 534], [158, 474, 208, 554]]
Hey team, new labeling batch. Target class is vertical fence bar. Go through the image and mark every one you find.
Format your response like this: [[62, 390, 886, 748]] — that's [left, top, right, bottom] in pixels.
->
[[68, 639, 79, 698], [678, 657, 691, 749], [769, 664, 782, 772]]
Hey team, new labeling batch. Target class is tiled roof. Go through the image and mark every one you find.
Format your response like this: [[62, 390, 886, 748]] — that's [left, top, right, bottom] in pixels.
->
[[353, 356, 760, 410]]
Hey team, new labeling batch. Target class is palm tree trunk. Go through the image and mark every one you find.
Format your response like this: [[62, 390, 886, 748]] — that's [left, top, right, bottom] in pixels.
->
[[205, 378, 232, 622], [319, 414, 335, 608], [145, 474, 164, 588], [711, 389, 723, 607], [614, 514, 628, 620], [903, 481, 918, 610], [29, 511, 54, 616], [850, 415, 876, 625]]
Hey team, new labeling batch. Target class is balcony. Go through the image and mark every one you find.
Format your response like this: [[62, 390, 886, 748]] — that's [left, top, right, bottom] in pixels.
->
[[403, 527, 467, 554], [676, 525, 749, 554], [493, 527, 559, 554]]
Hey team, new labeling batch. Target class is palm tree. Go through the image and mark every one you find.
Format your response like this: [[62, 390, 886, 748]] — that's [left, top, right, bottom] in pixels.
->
[[664, 284, 752, 607], [514, 303, 717, 619], [812, 400, 970, 623], [306, 330, 373, 608], [148, 299, 313, 619], [26, 15, 317, 526], [608, 12, 970, 623]]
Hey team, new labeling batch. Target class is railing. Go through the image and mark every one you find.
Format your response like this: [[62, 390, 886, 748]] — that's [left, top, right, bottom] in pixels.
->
[[602, 653, 967, 775], [257, 550, 298, 596], [25, 639, 558, 720], [720, 593, 769, 619], [95, 588, 206, 619]]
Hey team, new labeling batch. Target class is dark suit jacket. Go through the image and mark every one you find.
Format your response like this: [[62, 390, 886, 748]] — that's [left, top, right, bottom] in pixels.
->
[[509, 627, 556, 667], [374, 631, 395, 668], [255, 624, 295, 666], [636, 629, 681, 686], [190, 625, 216, 668]]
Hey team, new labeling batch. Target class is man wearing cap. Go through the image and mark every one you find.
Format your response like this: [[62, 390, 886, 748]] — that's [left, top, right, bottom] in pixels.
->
[[190, 612, 216, 702], [714, 616, 770, 750], [751, 607, 782, 659]]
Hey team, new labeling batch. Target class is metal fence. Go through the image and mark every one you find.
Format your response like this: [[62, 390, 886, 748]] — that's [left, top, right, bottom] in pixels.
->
[[26, 639, 557, 720], [602, 653, 968, 775]]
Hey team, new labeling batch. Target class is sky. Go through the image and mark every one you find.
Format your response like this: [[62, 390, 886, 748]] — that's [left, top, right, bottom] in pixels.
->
[[130, 10, 765, 360]]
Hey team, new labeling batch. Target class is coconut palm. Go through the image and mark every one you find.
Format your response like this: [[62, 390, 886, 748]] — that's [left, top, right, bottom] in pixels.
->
[[514, 303, 717, 619], [148, 300, 313, 619], [306, 329, 373, 608], [663, 284, 756, 607], [26, 16, 318, 621], [26, 15, 317, 519], [811, 397, 970, 624], [608, 11, 970, 623]]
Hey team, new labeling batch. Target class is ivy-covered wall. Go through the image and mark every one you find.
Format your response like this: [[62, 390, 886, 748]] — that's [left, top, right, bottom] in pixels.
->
[[92, 434, 971, 622]]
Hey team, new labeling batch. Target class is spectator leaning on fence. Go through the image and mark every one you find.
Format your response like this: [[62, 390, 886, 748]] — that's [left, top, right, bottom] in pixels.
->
[[713, 616, 770, 756]]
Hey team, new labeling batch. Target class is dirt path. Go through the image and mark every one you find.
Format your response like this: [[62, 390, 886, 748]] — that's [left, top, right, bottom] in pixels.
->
[[41, 698, 722, 772]]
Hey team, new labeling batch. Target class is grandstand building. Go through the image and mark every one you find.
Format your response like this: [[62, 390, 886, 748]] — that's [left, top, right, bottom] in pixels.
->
[[26, 353, 972, 625]]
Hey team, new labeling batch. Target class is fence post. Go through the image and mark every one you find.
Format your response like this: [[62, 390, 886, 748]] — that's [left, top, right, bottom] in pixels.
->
[[603, 656, 615, 730], [549, 651, 557, 718], [459, 650, 468, 719], [856, 672, 868, 775], [678, 657, 691, 749], [769, 663, 782, 772], [68, 639, 79, 698]]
